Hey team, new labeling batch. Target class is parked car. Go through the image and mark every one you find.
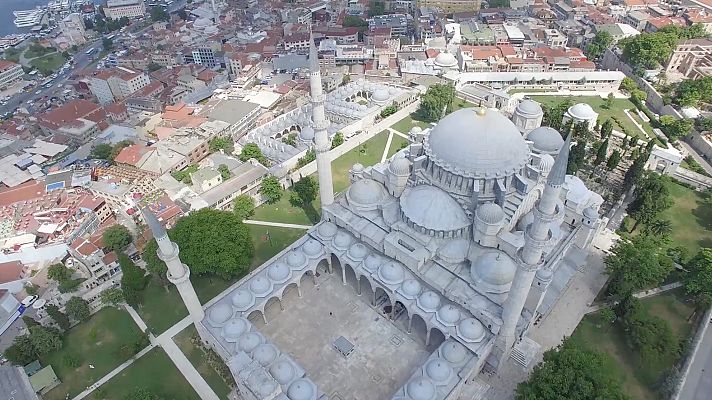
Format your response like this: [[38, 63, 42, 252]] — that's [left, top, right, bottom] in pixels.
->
[[21, 295, 38, 307]]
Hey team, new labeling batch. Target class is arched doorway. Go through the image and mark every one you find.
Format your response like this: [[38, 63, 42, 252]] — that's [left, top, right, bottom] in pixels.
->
[[344, 264, 358, 293], [392, 301, 409, 331], [264, 296, 283, 321], [300, 271, 315, 292], [331, 254, 343, 283], [317, 258, 329, 274], [409, 313, 428, 345], [359, 275, 373, 300], [428, 327, 446, 351], [374, 287, 391, 318], [246, 309, 266, 328], [282, 282, 299, 301]]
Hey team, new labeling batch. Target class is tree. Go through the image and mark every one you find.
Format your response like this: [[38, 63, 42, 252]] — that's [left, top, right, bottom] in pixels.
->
[[232, 195, 255, 220], [147, 62, 162, 72], [599, 308, 616, 331], [567, 138, 587, 174], [628, 173, 673, 229], [291, 176, 318, 206], [29, 325, 63, 355], [380, 105, 397, 118], [239, 142, 268, 165], [47, 263, 72, 283], [296, 149, 316, 168], [259, 175, 283, 204], [594, 138, 608, 166], [621, 30, 680, 69], [586, 30, 613, 60], [209, 137, 233, 153], [368, 0, 386, 16], [91, 143, 113, 159], [600, 119, 613, 138], [645, 218, 673, 238], [417, 84, 456, 122], [150, 6, 169, 22], [124, 388, 163, 400], [102, 37, 113, 51], [218, 164, 230, 180], [343, 16, 368, 27], [46, 304, 70, 331], [100, 287, 125, 307], [542, 100, 572, 131], [623, 150, 649, 191], [331, 132, 344, 149], [282, 133, 297, 147], [5, 335, 38, 365], [696, 116, 712, 132], [672, 76, 712, 108], [515, 338, 629, 400], [621, 298, 677, 362], [103, 225, 132, 252], [65, 297, 91, 322], [22, 316, 39, 328], [684, 248, 712, 299], [620, 77, 638, 93], [142, 209, 254, 280], [606, 150, 621, 170], [120, 254, 148, 306], [659, 116, 693, 141], [603, 93, 614, 109], [605, 235, 673, 298]]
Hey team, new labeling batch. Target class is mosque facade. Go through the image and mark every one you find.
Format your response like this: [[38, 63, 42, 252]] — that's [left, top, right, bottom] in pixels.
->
[[145, 38, 605, 400]]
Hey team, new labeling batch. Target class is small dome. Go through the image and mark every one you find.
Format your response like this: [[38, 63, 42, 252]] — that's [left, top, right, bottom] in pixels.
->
[[584, 206, 599, 219], [378, 261, 405, 285], [536, 267, 553, 281], [237, 332, 263, 353], [287, 378, 316, 400], [436, 304, 461, 326], [417, 291, 441, 312], [516, 99, 543, 117], [249, 276, 273, 297], [539, 153, 555, 176], [207, 303, 233, 326], [333, 231, 353, 250], [425, 358, 453, 384], [317, 221, 337, 237], [389, 157, 411, 176], [363, 254, 383, 272], [256, 381, 278, 397], [347, 242, 369, 260], [527, 127, 564, 154], [299, 126, 315, 141], [286, 250, 307, 269], [351, 163, 364, 173], [406, 377, 437, 400], [302, 239, 323, 257], [457, 318, 486, 343], [269, 360, 296, 385], [568, 103, 597, 120], [410, 126, 422, 135], [252, 343, 279, 366], [221, 317, 249, 342], [471, 251, 517, 288], [347, 178, 387, 207], [231, 289, 255, 311], [441, 340, 468, 364], [268, 262, 291, 283], [476, 203, 505, 225], [401, 279, 422, 298], [434, 50, 458, 68], [371, 88, 390, 103]]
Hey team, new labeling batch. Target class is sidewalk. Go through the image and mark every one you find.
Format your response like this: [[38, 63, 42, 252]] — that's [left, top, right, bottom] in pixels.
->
[[243, 220, 312, 229]]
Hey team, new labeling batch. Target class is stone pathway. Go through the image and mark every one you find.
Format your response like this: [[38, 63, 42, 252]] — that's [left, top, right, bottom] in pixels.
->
[[243, 219, 312, 229], [381, 130, 394, 163], [388, 127, 410, 139], [622, 109, 652, 140], [586, 281, 684, 314]]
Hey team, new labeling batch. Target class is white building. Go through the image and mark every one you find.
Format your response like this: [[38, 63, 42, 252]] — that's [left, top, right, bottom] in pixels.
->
[[103, 0, 146, 20], [0, 60, 23, 90], [87, 67, 151, 105]]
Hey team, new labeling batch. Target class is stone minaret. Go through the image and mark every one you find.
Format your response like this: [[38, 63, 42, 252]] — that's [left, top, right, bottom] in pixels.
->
[[142, 208, 207, 340], [495, 133, 572, 365], [309, 35, 334, 208]]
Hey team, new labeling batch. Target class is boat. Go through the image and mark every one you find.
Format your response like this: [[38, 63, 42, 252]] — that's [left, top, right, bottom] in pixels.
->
[[13, 8, 47, 28]]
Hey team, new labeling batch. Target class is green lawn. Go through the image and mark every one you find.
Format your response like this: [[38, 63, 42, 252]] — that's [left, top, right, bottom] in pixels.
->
[[252, 195, 313, 225], [571, 288, 695, 400], [526, 95, 654, 139], [96, 348, 199, 400], [29, 53, 67, 76], [42, 308, 144, 400], [249, 224, 304, 267], [330, 130, 390, 192], [387, 134, 409, 158], [391, 114, 432, 134], [174, 325, 233, 399], [660, 180, 712, 254]]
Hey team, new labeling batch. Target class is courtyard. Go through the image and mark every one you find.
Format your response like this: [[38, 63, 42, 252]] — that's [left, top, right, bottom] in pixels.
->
[[250, 265, 432, 399]]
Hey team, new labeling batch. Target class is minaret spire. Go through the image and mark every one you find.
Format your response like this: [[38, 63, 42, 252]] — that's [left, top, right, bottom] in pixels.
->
[[142, 207, 207, 340], [494, 132, 572, 366], [309, 34, 334, 208]]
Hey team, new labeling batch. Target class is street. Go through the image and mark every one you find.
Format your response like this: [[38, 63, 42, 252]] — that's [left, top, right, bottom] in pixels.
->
[[678, 315, 712, 400]]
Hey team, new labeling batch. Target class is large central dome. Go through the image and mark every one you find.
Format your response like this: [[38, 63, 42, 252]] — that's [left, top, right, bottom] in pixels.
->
[[425, 108, 530, 178]]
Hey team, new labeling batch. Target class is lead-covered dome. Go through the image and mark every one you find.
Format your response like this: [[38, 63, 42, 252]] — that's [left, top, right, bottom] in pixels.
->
[[346, 178, 387, 207], [527, 126, 564, 154], [471, 251, 516, 291], [457, 318, 486, 343], [425, 108, 530, 178], [269, 360, 296, 385], [406, 377, 437, 400], [299, 126, 314, 141], [476, 202, 505, 225], [568, 103, 597, 120], [441, 340, 468, 364], [425, 358, 453, 384], [434, 50, 458, 68], [400, 185, 469, 234], [287, 378, 316, 400], [515, 99, 543, 117]]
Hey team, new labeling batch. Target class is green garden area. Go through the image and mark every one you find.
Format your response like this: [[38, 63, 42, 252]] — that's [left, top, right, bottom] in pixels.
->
[[96, 348, 199, 400], [42, 308, 144, 400], [29, 53, 68, 76], [174, 325, 233, 399], [571, 289, 695, 400], [527, 95, 654, 139], [660, 180, 712, 254]]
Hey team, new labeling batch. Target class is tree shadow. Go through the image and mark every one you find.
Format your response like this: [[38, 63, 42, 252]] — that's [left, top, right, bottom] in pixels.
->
[[301, 202, 321, 224]]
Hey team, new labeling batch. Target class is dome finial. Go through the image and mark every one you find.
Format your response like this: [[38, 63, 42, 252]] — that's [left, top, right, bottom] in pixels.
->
[[476, 107, 486, 116]]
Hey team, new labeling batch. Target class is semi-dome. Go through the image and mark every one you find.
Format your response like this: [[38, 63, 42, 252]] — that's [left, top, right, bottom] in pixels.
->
[[400, 185, 469, 233], [347, 242, 369, 260], [347, 178, 387, 207], [269, 360, 296, 385], [476, 202, 505, 225], [317, 221, 337, 237], [207, 303, 233, 327], [238, 332, 264, 353], [406, 377, 437, 400], [434, 50, 458, 68], [287, 378, 316, 400], [249, 276, 273, 297], [527, 127, 564, 154], [425, 108, 530, 178], [568, 103, 597, 120], [286, 250, 307, 269], [441, 340, 468, 364], [299, 126, 314, 141], [221, 318, 249, 342], [471, 251, 516, 288], [417, 291, 441, 312], [437, 238, 470, 264], [401, 279, 422, 298], [371, 88, 390, 103], [301, 239, 323, 257], [363, 253, 383, 272], [425, 358, 453, 384], [436, 304, 461, 326], [515, 99, 543, 117], [231, 289, 255, 311], [252, 343, 279, 366], [268, 262, 291, 283], [389, 157, 411, 175], [378, 261, 405, 285], [457, 318, 486, 343]]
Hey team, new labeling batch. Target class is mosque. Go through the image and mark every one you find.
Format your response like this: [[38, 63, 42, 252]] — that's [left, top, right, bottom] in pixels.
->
[[143, 38, 605, 400]]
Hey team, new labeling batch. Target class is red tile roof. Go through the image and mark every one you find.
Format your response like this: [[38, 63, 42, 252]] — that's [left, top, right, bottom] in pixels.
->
[[0, 261, 25, 284], [114, 144, 150, 165]]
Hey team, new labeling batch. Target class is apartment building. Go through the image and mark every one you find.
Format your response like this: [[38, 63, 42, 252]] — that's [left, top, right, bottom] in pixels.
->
[[0, 60, 23, 90], [103, 0, 146, 19], [87, 67, 151, 105]]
